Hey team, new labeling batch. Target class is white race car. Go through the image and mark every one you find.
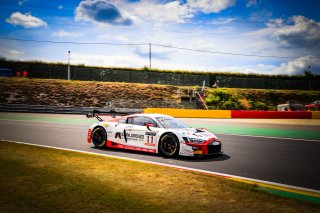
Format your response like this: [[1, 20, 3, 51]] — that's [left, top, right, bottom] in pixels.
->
[[86, 110, 222, 157]]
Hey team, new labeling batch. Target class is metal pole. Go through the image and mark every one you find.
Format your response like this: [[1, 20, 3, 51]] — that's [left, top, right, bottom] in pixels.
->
[[149, 43, 151, 69], [67, 51, 71, 80], [202, 80, 205, 91]]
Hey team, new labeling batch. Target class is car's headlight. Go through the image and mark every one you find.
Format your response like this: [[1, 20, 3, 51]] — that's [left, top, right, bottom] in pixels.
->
[[183, 137, 204, 144]]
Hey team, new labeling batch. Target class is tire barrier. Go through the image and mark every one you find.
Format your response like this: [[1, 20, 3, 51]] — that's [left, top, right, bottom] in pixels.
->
[[312, 111, 320, 119], [144, 108, 231, 118], [231, 110, 312, 119]]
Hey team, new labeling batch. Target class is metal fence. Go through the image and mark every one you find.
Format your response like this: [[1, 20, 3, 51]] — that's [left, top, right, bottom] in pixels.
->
[[1, 60, 319, 90]]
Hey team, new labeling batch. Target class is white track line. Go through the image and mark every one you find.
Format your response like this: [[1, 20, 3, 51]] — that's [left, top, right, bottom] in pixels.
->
[[2, 139, 320, 195]]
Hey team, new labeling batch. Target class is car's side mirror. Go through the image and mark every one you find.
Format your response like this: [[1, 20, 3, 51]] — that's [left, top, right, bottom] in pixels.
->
[[146, 123, 153, 131], [86, 113, 93, 118]]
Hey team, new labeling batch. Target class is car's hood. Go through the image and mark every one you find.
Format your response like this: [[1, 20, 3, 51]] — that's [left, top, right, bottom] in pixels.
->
[[171, 128, 218, 140]]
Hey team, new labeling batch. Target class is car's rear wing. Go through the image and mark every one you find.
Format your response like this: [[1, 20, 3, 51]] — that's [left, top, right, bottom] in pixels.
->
[[86, 110, 130, 122]]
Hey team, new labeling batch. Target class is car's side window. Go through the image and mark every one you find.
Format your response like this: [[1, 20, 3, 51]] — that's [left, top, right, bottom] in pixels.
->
[[118, 117, 127, 124], [132, 116, 157, 127], [127, 117, 134, 124]]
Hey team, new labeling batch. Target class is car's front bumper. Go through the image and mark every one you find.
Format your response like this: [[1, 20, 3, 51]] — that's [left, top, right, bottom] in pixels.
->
[[191, 141, 222, 155], [180, 139, 222, 156]]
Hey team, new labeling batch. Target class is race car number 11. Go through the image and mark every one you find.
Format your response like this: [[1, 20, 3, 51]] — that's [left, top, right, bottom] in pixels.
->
[[146, 136, 154, 143]]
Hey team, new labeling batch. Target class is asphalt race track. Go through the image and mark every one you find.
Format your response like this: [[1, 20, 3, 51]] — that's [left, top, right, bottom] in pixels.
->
[[0, 113, 320, 191]]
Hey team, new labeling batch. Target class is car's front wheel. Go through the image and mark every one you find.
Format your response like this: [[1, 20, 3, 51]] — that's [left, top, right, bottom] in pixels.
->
[[159, 133, 179, 157], [92, 126, 107, 148]]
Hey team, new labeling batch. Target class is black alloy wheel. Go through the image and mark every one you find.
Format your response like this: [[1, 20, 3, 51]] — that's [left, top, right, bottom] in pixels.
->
[[159, 133, 179, 157], [92, 127, 107, 148]]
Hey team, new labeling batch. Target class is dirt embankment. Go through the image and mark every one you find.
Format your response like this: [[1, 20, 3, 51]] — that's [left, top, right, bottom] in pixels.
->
[[0, 77, 181, 108], [1, 77, 319, 109]]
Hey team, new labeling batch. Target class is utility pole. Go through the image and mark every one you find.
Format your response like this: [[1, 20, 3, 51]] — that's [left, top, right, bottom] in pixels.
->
[[149, 43, 151, 69], [304, 66, 312, 90], [67, 50, 71, 80]]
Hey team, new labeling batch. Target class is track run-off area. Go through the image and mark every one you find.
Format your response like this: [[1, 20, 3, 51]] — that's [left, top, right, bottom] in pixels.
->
[[0, 112, 320, 194]]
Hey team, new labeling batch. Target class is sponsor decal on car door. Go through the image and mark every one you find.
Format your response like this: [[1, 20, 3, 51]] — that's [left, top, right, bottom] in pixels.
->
[[125, 125, 158, 149], [112, 123, 128, 144]]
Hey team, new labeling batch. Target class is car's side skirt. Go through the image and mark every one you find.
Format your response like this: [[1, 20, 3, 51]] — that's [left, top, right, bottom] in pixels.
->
[[106, 140, 157, 154]]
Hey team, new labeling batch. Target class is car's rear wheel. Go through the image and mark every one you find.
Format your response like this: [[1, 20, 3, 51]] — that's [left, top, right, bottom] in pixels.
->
[[159, 133, 179, 157], [92, 126, 107, 148]]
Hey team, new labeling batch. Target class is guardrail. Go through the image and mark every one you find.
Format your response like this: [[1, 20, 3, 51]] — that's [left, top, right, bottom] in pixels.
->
[[0, 104, 143, 114]]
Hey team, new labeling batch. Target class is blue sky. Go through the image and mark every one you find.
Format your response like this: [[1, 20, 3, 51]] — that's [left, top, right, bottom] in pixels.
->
[[0, 0, 319, 75]]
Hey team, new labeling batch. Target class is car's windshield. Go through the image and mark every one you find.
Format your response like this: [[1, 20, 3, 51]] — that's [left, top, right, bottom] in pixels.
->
[[156, 117, 189, 129]]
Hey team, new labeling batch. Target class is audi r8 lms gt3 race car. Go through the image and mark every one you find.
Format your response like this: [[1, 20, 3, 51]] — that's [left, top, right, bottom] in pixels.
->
[[86, 110, 222, 157]]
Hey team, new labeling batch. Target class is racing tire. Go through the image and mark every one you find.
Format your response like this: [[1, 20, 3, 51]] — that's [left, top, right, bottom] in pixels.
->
[[92, 126, 107, 148], [159, 133, 179, 157]]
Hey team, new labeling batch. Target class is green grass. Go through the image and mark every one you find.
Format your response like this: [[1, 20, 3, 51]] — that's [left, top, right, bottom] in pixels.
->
[[205, 88, 320, 110], [1, 141, 319, 213]]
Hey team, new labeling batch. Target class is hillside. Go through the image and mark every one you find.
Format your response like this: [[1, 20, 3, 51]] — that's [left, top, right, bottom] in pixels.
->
[[205, 88, 319, 110], [0, 77, 181, 109], [0, 77, 319, 110]]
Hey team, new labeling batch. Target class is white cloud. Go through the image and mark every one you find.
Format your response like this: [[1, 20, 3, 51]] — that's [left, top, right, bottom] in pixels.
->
[[75, 0, 234, 26], [18, 0, 28, 6], [246, 0, 257, 8], [113, 35, 129, 42], [211, 56, 320, 75], [126, 0, 193, 24], [52, 30, 83, 38], [249, 16, 320, 51], [271, 56, 320, 75], [274, 16, 320, 50], [0, 48, 24, 60], [209, 17, 236, 25], [97, 33, 110, 40], [133, 45, 173, 60], [6, 12, 47, 28], [70, 52, 148, 68], [187, 0, 236, 13], [58, 5, 64, 10], [211, 64, 273, 74], [97, 33, 129, 42], [76, 0, 132, 25], [249, 9, 273, 22]]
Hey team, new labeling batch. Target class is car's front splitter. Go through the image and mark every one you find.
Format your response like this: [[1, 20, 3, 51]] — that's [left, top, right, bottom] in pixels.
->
[[180, 140, 222, 156]]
